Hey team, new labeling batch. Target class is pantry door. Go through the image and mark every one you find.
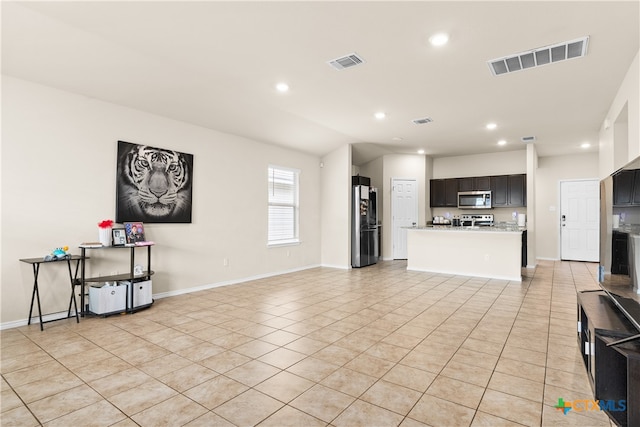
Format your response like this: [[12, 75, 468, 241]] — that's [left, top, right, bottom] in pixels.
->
[[560, 180, 599, 261], [392, 178, 418, 259]]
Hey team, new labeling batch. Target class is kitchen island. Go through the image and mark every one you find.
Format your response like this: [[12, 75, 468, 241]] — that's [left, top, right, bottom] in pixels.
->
[[406, 226, 524, 281]]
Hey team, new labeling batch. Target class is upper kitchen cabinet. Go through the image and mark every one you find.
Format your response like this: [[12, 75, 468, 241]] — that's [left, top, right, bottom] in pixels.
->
[[430, 178, 459, 207], [613, 169, 640, 206], [430, 174, 525, 208], [491, 174, 526, 207]]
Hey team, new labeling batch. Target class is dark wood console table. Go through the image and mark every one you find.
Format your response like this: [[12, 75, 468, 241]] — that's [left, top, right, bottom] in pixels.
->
[[19, 255, 85, 331]]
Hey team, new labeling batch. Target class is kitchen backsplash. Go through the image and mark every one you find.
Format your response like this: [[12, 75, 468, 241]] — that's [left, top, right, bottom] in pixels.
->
[[430, 207, 526, 225]]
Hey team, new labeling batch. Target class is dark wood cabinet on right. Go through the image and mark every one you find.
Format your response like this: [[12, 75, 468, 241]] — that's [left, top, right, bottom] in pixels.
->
[[430, 174, 525, 208], [613, 169, 640, 206]]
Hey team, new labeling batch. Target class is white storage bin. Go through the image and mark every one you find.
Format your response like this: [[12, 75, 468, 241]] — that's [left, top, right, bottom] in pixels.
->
[[121, 280, 153, 309], [89, 283, 127, 315]]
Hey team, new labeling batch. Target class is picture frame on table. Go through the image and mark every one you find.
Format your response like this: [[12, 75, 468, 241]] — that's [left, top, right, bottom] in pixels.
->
[[112, 228, 126, 246], [124, 222, 145, 244]]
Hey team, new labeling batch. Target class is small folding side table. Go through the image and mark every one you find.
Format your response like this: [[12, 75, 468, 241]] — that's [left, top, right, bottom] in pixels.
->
[[19, 255, 85, 331]]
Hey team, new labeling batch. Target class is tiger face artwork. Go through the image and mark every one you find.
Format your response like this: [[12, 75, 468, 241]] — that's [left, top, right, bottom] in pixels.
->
[[116, 141, 193, 223]]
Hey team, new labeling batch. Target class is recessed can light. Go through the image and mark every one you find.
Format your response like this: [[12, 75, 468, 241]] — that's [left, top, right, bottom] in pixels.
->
[[392, 137, 403, 142], [275, 82, 289, 92], [581, 142, 591, 149], [417, 149, 425, 154], [486, 123, 497, 130], [497, 140, 507, 146], [429, 32, 449, 47], [374, 112, 386, 120]]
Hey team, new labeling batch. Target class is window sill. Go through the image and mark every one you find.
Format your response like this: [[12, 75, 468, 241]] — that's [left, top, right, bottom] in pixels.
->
[[268, 240, 301, 248]]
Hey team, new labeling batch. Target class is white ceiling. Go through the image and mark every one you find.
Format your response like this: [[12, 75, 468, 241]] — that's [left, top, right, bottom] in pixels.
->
[[2, 1, 638, 165]]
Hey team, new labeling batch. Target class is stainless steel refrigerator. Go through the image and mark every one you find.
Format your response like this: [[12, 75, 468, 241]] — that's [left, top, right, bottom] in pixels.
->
[[352, 179, 378, 268]]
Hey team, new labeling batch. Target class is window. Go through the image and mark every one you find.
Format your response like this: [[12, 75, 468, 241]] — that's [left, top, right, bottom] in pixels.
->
[[268, 165, 299, 245]]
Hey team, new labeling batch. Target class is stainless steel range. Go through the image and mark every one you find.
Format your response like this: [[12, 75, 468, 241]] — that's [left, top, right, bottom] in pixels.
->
[[461, 214, 494, 227]]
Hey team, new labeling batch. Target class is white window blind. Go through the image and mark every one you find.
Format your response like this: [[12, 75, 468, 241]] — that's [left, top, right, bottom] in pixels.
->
[[268, 166, 299, 245]]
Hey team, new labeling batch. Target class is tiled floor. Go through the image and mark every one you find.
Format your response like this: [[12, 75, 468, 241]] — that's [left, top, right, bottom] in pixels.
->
[[1, 260, 615, 426]]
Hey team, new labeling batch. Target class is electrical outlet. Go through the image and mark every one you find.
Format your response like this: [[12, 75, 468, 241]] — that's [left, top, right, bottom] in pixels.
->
[[223, 258, 229, 267]]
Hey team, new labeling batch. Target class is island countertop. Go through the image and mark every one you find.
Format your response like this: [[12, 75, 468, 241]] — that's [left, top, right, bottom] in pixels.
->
[[406, 226, 523, 281]]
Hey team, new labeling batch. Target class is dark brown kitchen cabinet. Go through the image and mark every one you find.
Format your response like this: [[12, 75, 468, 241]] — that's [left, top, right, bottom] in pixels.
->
[[430, 179, 446, 207], [430, 174, 525, 207], [430, 178, 459, 207], [444, 179, 459, 206], [613, 170, 634, 206], [491, 174, 526, 207]]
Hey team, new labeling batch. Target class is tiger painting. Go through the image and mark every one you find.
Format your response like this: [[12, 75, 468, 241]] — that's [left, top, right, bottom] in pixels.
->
[[116, 141, 193, 223]]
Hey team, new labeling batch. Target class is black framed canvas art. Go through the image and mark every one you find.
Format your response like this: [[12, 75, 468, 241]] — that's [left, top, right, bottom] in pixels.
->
[[116, 140, 193, 223]]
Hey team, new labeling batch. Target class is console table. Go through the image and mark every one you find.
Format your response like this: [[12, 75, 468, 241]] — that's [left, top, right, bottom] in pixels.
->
[[19, 255, 85, 331], [79, 244, 154, 316]]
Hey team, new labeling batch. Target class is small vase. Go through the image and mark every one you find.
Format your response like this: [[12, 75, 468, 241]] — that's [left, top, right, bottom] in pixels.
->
[[99, 227, 112, 246]]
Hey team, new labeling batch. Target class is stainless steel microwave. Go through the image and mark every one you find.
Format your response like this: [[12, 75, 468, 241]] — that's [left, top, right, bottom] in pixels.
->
[[458, 191, 492, 209]]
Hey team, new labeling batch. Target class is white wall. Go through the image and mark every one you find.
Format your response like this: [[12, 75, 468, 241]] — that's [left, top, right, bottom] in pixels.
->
[[320, 144, 351, 268], [600, 51, 639, 177], [433, 150, 526, 178], [1, 76, 322, 326]]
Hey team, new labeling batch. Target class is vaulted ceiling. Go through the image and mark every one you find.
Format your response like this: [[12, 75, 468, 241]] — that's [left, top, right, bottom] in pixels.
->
[[2, 1, 638, 165]]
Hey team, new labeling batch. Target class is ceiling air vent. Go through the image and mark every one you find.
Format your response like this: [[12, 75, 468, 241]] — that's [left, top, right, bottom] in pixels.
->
[[327, 53, 365, 70], [411, 117, 433, 125], [488, 36, 589, 76], [521, 136, 537, 143]]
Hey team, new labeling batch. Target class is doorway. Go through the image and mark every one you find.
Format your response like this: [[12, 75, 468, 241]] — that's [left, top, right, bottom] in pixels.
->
[[560, 179, 599, 261], [392, 178, 418, 259]]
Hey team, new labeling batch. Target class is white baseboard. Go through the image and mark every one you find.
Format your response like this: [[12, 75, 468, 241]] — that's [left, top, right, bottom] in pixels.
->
[[1, 311, 79, 331]]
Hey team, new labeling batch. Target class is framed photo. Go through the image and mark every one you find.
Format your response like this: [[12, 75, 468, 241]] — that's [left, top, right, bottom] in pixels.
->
[[124, 222, 145, 243], [116, 140, 193, 223], [112, 228, 126, 246]]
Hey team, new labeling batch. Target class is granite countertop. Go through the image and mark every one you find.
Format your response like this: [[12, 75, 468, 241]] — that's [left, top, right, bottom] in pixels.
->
[[407, 225, 526, 233]]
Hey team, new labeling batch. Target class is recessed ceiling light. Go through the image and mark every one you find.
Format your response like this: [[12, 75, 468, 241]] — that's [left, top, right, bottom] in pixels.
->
[[429, 32, 449, 47], [497, 140, 507, 146], [392, 137, 403, 142], [417, 149, 425, 155], [486, 123, 497, 130], [374, 112, 386, 120], [275, 82, 289, 92], [581, 142, 591, 149]]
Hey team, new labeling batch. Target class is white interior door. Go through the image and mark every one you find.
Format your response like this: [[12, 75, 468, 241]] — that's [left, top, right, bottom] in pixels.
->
[[560, 180, 599, 261], [392, 178, 418, 259]]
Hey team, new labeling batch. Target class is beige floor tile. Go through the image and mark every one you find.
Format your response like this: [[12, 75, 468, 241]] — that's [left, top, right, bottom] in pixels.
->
[[3, 360, 69, 388], [290, 384, 355, 422], [364, 341, 411, 363], [478, 389, 542, 426], [43, 399, 126, 427], [131, 394, 208, 426], [286, 356, 341, 382], [199, 349, 251, 373], [182, 411, 235, 427], [0, 404, 40, 427], [73, 357, 133, 383], [440, 360, 494, 388], [14, 371, 83, 404], [158, 363, 218, 392], [408, 394, 475, 426], [175, 342, 225, 362], [471, 411, 527, 426], [312, 344, 360, 366], [232, 339, 279, 358], [258, 347, 307, 369], [501, 344, 547, 367], [136, 353, 192, 378], [107, 378, 177, 416], [284, 336, 329, 354], [488, 371, 544, 403], [495, 357, 546, 383], [382, 364, 436, 392], [225, 359, 281, 387], [320, 367, 378, 397], [361, 380, 422, 414], [27, 384, 102, 423], [183, 375, 249, 410], [258, 404, 326, 427], [426, 375, 485, 409], [344, 353, 395, 377], [333, 399, 405, 426], [255, 371, 315, 403], [449, 347, 499, 370], [213, 389, 283, 426]]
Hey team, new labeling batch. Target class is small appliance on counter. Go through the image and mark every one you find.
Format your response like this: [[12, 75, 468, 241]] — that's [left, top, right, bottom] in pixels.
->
[[461, 214, 494, 227]]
